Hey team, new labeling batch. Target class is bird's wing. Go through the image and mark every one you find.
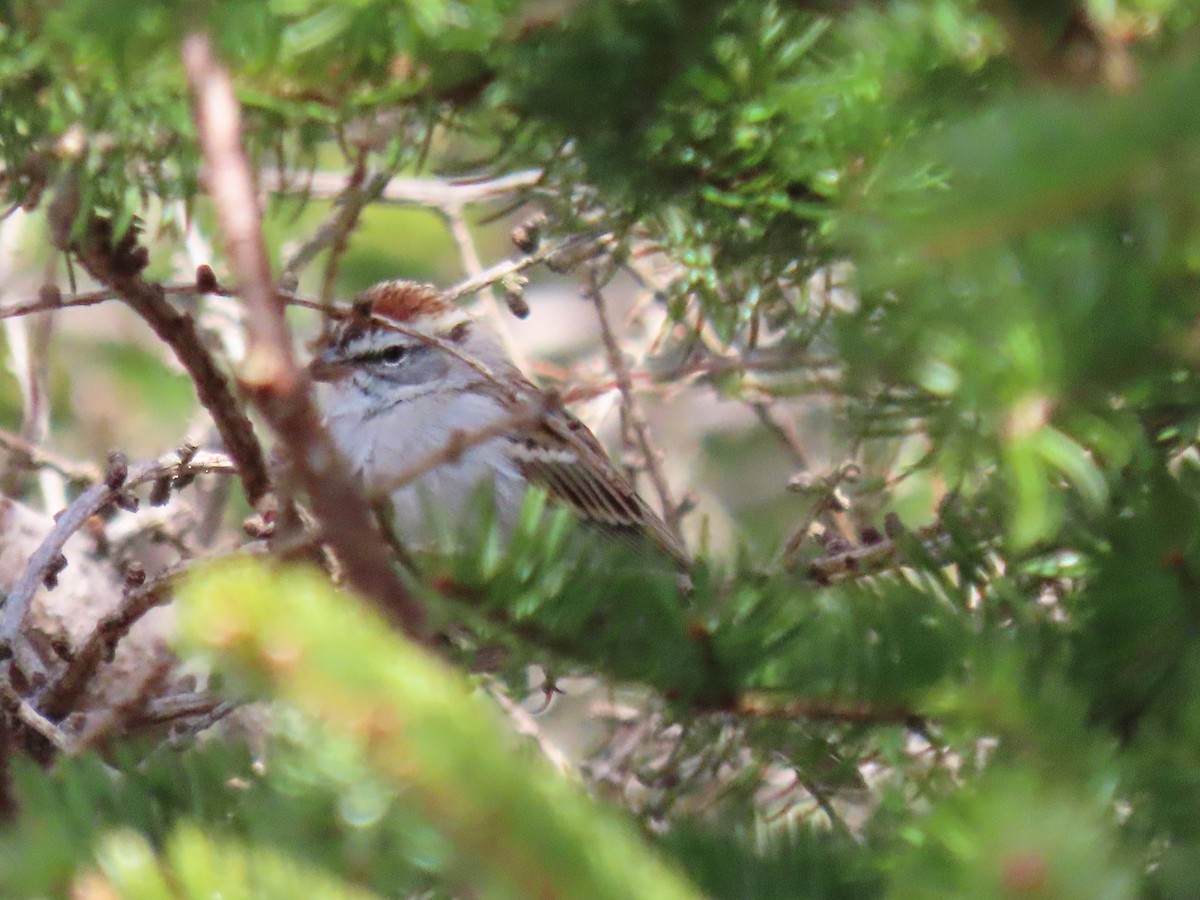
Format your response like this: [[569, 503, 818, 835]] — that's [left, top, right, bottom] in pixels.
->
[[505, 404, 689, 566]]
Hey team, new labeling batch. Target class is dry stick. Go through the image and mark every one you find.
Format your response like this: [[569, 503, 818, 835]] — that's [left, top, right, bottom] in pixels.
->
[[0, 210, 61, 508], [0, 282, 231, 322], [281, 168, 393, 285], [163, 699, 237, 747], [0, 450, 236, 682], [443, 206, 531, 373], [586, 277, 686, 546], [734, 692, 921, 727], [265, 167, 543, 208], [69, 653, 176, 752], [484, 678, 574, 777], [0, 676, 70, 752], [11, 310, 60, 507], [183, 32, 426, 639], [443, 232, 601, 304], [0, 427, 101, 483], [752, 401, 859, 548], [129, 691, 227, 727]]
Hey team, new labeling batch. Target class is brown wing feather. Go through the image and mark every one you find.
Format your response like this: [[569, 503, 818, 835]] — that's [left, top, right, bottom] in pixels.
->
[[508, 405, 688, 565]]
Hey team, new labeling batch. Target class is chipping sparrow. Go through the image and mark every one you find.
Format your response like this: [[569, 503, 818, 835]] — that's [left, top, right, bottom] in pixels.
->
[[309, 280, 687, 565]]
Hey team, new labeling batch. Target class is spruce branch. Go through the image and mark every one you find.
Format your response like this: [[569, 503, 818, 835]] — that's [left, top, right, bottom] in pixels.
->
[[180, 559, 704, 900]]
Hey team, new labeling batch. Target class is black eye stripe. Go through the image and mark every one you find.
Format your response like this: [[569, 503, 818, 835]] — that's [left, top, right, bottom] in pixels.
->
[[353, 345, 414, 365]]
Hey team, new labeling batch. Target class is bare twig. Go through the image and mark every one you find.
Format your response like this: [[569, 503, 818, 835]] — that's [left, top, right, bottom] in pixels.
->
[[129, 691, 228, 728], [753, 400, 859, 549], [265, 167, 543, 208], [0, 428, 101, 484], [444, 207, 531, 372], [0, 210, 63, 508], [0, 449, 236, 681], [184, 32, 426, 639], [485, 678, 574, 777], [586, 277, 686, 546], [0, 675, 70, 752], [443, 233, 601, 304], [163, 699, 237, 746], [734, 692, 921, 726], [69, 653, 175, 751], [803, 522, 951, 585], [281, 167, 393, 285], [0, 281, 231, 322]]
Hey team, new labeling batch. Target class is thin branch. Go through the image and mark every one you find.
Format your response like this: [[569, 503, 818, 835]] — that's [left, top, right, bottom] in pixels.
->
[[0, 281, 229, 322], [586, 277, 686, 546], [265, 167, 543, 207], [68, 653, 175, 752], [444, 207, 531, 372], [484, 678, 574, 776], [0, 676, 70, 752], [183, 32, 426, 639], [0, 210, 62, 508], [0, 427, 101, 483], [443, 232, 601, 304], [803, 521, 951, 585], [0, 449, 236, 681], [40, 565, 181, 721], [128, 691, 228, 728], [163, 700, 237, 746], [281, 167, 393, 284], [753, 400, 859, 548]]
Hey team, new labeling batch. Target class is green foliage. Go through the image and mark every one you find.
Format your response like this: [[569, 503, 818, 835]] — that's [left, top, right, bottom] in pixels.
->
[[8, 0, 1200, 898], [177, 558, 703, 900]]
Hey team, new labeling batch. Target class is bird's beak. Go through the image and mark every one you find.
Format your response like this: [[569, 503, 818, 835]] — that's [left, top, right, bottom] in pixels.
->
[[308, 349, 350, 383]]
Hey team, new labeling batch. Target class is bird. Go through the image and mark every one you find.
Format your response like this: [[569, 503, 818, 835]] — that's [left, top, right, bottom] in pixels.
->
[[309, 280, 688, 566]]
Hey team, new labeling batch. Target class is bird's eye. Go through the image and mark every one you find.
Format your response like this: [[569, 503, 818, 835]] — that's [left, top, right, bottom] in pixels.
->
[[379, 346, 407, 366]]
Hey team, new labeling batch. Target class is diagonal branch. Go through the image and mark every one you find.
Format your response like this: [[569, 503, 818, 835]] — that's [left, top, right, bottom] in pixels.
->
[[70, 245, 273, 507], [585, 276, 686, 547], [183, 32, 426, 640]]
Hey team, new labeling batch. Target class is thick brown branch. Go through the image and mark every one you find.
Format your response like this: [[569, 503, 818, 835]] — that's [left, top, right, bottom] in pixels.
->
[[69, 249, 273, 506], [183, 33, 426, 639]]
